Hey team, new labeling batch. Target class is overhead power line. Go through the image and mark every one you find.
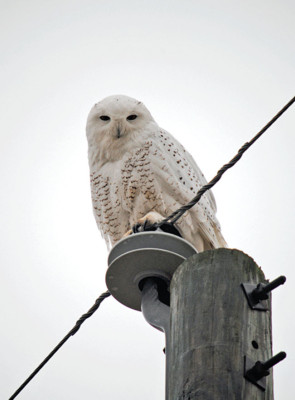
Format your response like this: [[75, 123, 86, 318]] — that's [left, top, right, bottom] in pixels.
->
[[9, 290, 111, 400], [156, 95, 295, 227]]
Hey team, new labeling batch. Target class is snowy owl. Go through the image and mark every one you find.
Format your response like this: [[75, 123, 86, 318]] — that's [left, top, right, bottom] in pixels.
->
[[86, 95, 226, 252]]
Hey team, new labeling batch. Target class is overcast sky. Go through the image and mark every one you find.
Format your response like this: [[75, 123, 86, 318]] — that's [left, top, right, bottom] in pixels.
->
[[1, 1, 294, 399]]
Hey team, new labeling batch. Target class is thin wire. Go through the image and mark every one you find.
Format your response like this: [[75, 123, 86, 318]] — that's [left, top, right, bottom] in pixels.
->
[[156, 95, 295, 227], [9, 290, 111, 400]]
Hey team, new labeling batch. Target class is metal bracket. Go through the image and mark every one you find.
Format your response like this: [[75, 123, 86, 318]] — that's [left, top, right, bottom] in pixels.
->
[[241, 275, 286, 311], [244, 356, 268, 391], [140, 277, 170, 337], [241, 283, 268, 311], [244, 352, 286, 391], [140, 277, 170, 400]]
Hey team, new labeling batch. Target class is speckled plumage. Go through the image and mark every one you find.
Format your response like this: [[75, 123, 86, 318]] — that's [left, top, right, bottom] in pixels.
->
[[86, 95, 226, 251]]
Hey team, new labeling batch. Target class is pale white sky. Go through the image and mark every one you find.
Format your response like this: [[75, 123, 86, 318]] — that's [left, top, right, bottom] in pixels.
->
[[1, 1, 294, 399]]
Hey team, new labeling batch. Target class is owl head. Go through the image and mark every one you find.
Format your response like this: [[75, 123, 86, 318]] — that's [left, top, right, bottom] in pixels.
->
[[86, 95, 156, 167]]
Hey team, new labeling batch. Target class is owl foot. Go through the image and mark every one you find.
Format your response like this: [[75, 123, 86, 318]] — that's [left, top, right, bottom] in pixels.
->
[[123, 211, 163, 237], [132, 219, 154, 233], [124, 211, 182, 237], [138, 211, 164, 226], [132, 211, 164, 234]]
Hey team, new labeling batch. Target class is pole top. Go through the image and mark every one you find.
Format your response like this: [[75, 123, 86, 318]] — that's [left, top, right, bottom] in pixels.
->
[[106, 231, 197, 311]]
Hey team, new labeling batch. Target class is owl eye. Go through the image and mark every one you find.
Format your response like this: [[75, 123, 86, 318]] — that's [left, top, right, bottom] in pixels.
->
[[100, 115, 110, 121], [126, 114, 138, 121]]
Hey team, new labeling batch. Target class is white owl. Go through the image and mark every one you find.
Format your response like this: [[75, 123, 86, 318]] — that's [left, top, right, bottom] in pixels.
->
[[86, 95, 226, 252]]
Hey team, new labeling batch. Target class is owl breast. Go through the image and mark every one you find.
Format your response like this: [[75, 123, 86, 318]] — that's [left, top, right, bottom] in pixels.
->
[[120, 139, 163, 222], [90, 138, 165, 246]]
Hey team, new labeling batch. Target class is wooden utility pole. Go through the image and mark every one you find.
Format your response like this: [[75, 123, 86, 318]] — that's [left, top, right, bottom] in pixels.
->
[[106, 234, 285, 399], [168, 248, 275, 399]]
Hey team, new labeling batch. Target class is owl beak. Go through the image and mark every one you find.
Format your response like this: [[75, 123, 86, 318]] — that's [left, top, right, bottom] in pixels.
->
[[117, 128, 121, 138]]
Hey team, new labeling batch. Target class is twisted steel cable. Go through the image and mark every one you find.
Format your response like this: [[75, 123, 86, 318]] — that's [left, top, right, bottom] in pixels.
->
[[156, 95, 295, 227], [9, 290, 111, 400]]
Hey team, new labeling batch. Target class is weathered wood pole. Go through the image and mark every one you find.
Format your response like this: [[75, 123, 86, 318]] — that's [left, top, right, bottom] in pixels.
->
[[168, 248, 273, 399]]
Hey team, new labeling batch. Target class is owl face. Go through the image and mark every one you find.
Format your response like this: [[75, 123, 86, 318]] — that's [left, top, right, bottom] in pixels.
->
[[87, 95, 154, 140], [86, 95, 156, 166]]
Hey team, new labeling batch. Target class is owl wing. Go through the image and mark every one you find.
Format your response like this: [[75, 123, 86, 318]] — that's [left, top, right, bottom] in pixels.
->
[[90, 167, 131, 248], [149, 128, 226, 248]]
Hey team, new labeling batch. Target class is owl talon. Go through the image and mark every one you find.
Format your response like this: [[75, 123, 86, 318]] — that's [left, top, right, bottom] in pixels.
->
[[132, 223, 142, 233], [131, 219, 156, 234], [143, 220, 148, 229], [142, 219, 161, 232]]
